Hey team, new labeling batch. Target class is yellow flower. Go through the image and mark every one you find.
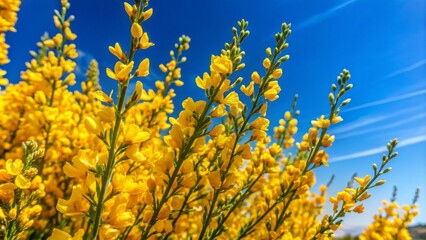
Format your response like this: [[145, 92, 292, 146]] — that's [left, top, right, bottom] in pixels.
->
[[47, 229, 84, 240], [240, 81, 254, 97], [44, 39, 55, 48], [93, 90, 113, 104], [331, 115, 343, 124], [210, 124, 225, 137], [180, 160, 193, 175], [63, 150, 99, 178], [251, 71, 261, 84], [57, 185, 89, 217], [223, 91, 239, 106], [124, 2, 135, 19], [262, 58, 271, 69], [272, 68, 283, 78], [210, 104, 226, 118], [142, 8, 153, 21], [106, 61, 134, 82], [107, 194, 135, 229], [337, 191, 353, 204], [250, 117, 270, 131], [109, 42, 126, 61], [354, 174, 371, 187], [156, 151, 174, 173], [343, 203, 354, 212], [175, 79, 184, 86], [0, 70, 8, 85], [359, 192, 371, 201], [159, 63, 168, 73], [135, 58, 150, 77], [158, 204, 171, 220], [264, 81, 281, 101], [100, 225, 120, 240], [208, 170, 222, 189], [0, 208, 5, 220], [125, 144, 145, 162], [259, 102, 268, 116], [353, 204, 365, 213], [167, 59, 177, 70], [0, 182, 16, 191], [165, 124, 184, 148], [15, 174, 31, 189], [195, 72, 219, 90], [6, 158, 23, 175], [182, 172, 197, 188], [311, 115, 330, 129], [124, 124, 150, 144], [52, 33, 63, 46], [131, 22, 143, 38], [9, 207, 16, 219], [210, 55, 233, 74], [64, 27, 77, 40], [84, 116, 102, 135], [321, 134, 335, 147], [139, 32, 154, 49]]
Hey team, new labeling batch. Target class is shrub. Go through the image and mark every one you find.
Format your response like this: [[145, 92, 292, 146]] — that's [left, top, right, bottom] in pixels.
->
[[0, 0, 419, 239]]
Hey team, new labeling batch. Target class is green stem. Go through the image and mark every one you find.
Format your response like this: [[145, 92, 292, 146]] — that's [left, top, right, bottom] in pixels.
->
[[198, 191, 219, 240], [238, 198, 281, 239], [210, 168, 265, 238], [90, 84, 128, 239]]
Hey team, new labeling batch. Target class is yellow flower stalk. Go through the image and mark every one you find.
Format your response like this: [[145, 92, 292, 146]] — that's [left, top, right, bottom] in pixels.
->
[[106, 61, 135, 82]]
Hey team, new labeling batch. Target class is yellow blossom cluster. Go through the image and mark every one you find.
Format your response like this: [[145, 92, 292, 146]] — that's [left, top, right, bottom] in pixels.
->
[[0, 140, 45, 239], [0, 0, 420, 239], [359, 187, 420, 240], [0, 0, 21, 84]]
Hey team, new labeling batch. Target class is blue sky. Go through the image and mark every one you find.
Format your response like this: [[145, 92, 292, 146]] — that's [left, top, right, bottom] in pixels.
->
[[4, 0, 426, 233]]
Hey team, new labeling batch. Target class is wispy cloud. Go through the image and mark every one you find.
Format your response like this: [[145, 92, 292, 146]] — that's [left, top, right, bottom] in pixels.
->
[[296, 0, 360, 29], [384, 59, 426, 79], [145, 68, 162, 84], [332, 106, 420, 134], [330, 135, 426, 162], [75, 49, 95, 79], [344, 88, 426, 112], [338, 112, 426, 139]]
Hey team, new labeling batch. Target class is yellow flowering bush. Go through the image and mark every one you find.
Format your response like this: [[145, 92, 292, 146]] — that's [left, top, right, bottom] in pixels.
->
[[359, 187, 420, 240], [0, 0, 420, 239]]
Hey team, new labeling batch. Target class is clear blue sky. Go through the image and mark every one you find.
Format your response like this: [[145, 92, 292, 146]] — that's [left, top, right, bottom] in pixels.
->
[[4, 0, 426, 234]]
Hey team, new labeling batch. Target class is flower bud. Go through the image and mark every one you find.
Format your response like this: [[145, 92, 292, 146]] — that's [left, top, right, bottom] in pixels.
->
[[142, 8, 153, 21], [131, 22, 143, 38], [147, 177, 156, 192], [272, 68, 282, 78], [263, 58, 271, 69], [375, 180, 386, 186]]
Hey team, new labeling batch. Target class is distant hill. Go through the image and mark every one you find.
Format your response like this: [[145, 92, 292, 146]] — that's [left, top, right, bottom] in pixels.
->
[[410, 224, 426, 240]]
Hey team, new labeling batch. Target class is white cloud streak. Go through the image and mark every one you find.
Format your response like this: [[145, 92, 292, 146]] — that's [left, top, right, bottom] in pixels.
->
[[344, 89, 426, 112], [385, 59, 426, 79], [330, 135, 426, 162], [341, 114, 426, 139], [296, 0, 360, 29], [338, 113, 426, 139], [331, 106, 420, 134]]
